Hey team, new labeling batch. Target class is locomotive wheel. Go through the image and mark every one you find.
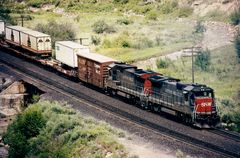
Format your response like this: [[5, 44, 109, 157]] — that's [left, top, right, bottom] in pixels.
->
[[108, 88, 117, 96], [129, 96, 137, 105], [112, 90, 117, 96], [152, 105, 160, 113], [140, 101, 147, 109]]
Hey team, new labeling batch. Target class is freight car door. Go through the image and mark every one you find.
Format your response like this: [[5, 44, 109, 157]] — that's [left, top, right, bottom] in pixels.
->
[[87, 60, 94, 84], [38, 38, 44, 51]]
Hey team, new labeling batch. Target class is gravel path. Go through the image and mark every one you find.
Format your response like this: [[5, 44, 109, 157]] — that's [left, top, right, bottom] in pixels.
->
[[133, 21, 237, 69]]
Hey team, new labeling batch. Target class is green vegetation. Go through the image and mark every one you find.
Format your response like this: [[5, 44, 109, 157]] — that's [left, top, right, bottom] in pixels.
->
[[3, 101, 128, 158], [155, 45, 240, 131], [92, 20, 116, 34], [35, 20, 76, 48], [156, 58, 172, 69], [195, 49, 211, 71], [145, 11, 158, 20], [2, 0, 239, 132], [159, 0, 178, 14], [177, 6, 193, 18], [3, 105, 46, 157], [230, 9, 240, 25], [91, 35, 101, 45], [116, 18, 133, 25]]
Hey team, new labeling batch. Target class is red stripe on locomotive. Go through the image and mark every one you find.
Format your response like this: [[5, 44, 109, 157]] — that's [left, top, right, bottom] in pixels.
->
[[195, 97, 212, 113]]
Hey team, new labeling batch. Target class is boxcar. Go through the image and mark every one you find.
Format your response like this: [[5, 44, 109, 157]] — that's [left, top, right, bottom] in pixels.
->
[[77, 52, 116, 88], [55, 41, 90, 68]]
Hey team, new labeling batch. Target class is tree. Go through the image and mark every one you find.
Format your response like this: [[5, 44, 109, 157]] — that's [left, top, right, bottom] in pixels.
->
[[35, 20, 76, 48], [195, 49, 211, 71], [3, 106, 46, 158]]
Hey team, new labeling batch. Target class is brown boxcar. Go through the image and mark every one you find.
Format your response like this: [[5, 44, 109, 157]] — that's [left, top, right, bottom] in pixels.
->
[[77, 52, 116, 88]]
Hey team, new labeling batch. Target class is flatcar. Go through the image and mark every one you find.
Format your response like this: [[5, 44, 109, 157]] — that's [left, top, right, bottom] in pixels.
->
[[5, 25, 51, 56]]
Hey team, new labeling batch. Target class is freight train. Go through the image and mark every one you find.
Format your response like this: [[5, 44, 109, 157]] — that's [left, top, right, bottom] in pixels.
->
[[0, 21, 220, 128]]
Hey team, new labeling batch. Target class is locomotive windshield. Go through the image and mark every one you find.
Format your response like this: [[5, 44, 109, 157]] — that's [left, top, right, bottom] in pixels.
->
[[194, 91, 214, 98]]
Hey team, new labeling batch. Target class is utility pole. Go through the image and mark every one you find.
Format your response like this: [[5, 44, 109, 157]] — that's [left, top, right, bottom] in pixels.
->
[[192, 46, 194, 83], [17, 15, 28, 27], [183, 47, 202, 84], [21, 15, 24, 27]]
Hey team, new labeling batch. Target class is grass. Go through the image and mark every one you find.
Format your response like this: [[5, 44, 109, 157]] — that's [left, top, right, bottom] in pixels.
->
[[153, 44, 240, 131], [18, 11, 195, 62], [155, 44, 240, 107]]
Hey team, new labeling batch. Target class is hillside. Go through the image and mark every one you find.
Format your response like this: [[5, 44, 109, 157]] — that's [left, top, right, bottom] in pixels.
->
[[1, 0, 240, 130]]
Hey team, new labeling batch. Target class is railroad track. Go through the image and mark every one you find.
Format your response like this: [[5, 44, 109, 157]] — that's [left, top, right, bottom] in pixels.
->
[[210, 128, 240, 142], [0, 51, 240, 158]]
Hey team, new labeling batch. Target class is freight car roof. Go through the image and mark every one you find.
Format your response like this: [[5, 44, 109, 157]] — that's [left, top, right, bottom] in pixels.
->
[[6, 25, 31, 32], [77, 52, 116, 63], [21, 29, 50, 37], [56, 41, 88, 49]]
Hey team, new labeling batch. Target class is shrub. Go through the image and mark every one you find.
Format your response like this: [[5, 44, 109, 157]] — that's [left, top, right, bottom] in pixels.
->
[[27, 0, 43, 8], [230, 9, 240, 25], [177, 6, 193, 17], [132, 36, 153, 49], [159, 0, 178, 14], [3, 106, 46, 157], [146, 10, 158, 20], [35, 20, 76, 48], [155, 35, 163, 46], [113, 0, 128, 4], [132, 5, 152, 14], [194, 21, 206, 34], [116, 18, 133, 25], [31, 94, 40, 103], [91, 35, 101, 45], [235, 33, 240, 63], [102, 38, 112, 48], [115, 35, 131, 48], [156, 58, 172, 69], [92, 20, 116, 34], [195, 49, 211, 71]]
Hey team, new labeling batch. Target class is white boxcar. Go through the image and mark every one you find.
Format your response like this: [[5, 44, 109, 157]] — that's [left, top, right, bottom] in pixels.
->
[[5, 26, 30, 46], [20, 30, 52, 54], [0, 20, 5, 35], [55, 41, 90, 68]]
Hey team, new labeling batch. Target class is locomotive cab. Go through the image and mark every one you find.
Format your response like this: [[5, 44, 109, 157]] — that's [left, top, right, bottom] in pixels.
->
[[188, 85, 220, 128]]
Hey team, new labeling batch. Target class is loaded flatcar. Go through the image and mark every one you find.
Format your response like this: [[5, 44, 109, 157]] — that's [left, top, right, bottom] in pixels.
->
[[5, 25, 51, 56]]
